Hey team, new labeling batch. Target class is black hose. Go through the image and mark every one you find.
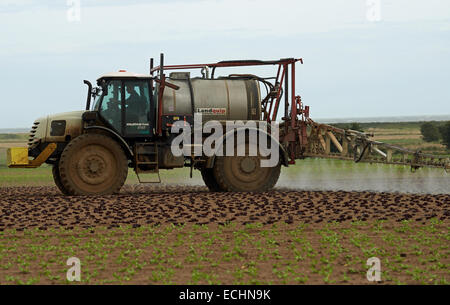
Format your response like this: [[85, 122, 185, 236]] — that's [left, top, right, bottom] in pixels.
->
[[354, 143, 370, 163]]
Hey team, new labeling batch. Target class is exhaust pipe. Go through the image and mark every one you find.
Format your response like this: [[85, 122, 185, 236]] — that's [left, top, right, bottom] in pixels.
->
[[83, 80, 93, 110]]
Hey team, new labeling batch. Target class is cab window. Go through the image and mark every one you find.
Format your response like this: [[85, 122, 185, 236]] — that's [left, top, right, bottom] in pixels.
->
[[99, 80, 122, 132]]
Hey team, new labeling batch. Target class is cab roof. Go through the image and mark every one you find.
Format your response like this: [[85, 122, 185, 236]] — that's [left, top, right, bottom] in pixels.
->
[[97, 71, 152, 81]]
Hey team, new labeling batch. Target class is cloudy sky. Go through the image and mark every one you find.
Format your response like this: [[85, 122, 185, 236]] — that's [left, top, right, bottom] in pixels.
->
[[1, 0, 449, 128]]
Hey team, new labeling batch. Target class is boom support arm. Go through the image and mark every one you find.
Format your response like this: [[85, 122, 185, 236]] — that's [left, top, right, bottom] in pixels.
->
[[283, 117, 450, 171]]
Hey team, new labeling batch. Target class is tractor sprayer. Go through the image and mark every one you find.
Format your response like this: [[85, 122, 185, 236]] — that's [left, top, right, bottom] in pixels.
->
[[6, 53, 449, 195]]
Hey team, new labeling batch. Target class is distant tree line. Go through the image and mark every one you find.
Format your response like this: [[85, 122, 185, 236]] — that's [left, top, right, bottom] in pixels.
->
[[420, 121, 450, 149], [332, 122, 364, 132]]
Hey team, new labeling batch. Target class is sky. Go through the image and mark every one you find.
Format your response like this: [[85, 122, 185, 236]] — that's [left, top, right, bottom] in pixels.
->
[[0, 0, 449, 128]]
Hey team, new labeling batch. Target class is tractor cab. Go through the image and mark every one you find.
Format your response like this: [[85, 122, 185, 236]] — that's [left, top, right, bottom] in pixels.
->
[[92, 71, 155, 138]]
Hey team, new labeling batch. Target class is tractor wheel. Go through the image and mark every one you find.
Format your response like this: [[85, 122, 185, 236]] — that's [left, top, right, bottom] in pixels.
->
[[213, 143, 281, 192], [200, 168, 223, 192], [58, 133, 128, 195], [52, 164, 70, 195]]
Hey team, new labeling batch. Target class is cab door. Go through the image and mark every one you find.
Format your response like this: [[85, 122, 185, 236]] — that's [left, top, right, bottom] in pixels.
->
[[98, 79, 154, 138], [123, 80, 153, 137]]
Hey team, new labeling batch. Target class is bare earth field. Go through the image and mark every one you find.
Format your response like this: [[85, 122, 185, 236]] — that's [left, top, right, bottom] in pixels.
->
[[0, 185, 448, 285], [0, 185, 448, 229]]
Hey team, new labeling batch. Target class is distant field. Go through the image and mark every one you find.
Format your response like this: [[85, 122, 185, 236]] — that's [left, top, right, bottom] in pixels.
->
[[332, 121, 448, 130], [0, 133, 28, 143]]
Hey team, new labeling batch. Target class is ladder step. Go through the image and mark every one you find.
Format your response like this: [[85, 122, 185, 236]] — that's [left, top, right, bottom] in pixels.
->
[[134, 142, 160, 183], [136, 161, 158, 164], [137, 169, 159, 174], [136, 151, 157, 155], [135, 171, 161, 183]]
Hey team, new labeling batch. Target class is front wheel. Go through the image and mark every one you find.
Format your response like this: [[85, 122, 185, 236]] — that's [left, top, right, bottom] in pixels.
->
[[52, 164, 70, 195], [58, 133, 128, 195]]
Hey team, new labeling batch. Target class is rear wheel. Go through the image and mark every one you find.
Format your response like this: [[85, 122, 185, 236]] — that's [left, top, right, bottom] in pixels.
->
[[200, 168, 223, 192], [59, 133, 128, 195], [213, 142, 281, 192]]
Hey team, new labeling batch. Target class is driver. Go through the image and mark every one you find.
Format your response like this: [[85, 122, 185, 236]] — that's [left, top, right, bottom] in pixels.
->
[[125, 84, 147, 120]]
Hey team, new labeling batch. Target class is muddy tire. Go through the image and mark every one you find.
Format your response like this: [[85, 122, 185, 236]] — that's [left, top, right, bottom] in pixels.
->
[[213, 142, 281, 192], [59, 133, 128, 195], [52, 164, 70, 195], [200, 168, 223, 192]]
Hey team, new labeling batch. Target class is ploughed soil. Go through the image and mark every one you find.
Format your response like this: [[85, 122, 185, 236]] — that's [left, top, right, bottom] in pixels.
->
[[0, 185, 448, 230], [0, 185, 448, 285]]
